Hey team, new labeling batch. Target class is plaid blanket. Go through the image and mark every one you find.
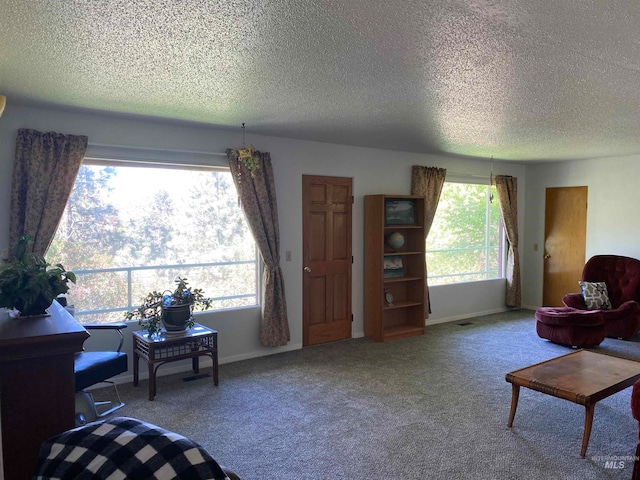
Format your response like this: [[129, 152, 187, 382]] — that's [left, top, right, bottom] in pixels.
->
[[35, 417, 230, 480]]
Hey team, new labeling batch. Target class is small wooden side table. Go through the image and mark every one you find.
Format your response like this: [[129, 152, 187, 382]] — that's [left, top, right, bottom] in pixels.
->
[[133, 323, 218, 401]]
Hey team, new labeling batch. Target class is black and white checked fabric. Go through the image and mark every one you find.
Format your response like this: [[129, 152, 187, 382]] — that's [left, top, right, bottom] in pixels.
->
[[35, 417, 230, 480]]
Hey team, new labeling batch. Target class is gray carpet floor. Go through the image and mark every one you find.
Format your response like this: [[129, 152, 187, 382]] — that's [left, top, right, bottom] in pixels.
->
[[109, 309, 640, 479]]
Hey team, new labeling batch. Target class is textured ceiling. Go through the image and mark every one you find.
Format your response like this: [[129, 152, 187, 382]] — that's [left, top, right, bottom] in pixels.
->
[[1, 0, 640, 161]]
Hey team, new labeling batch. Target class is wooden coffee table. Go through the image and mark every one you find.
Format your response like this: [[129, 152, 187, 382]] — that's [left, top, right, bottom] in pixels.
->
[[506, 349, 640, 457]]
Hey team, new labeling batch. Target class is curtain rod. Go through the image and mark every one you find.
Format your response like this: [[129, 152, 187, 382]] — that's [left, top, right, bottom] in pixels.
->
[[88, 142, 228, 157], [446, 172, 491, 179]]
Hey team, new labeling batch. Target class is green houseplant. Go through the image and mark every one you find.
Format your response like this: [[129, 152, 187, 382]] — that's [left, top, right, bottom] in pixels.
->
[[0, 235, 76, 316], [125, 276, 213, 336]]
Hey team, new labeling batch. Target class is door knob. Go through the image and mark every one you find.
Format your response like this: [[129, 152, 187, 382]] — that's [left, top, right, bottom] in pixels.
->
[[544, 254, 551, 259], [304, 266, 311, 272]]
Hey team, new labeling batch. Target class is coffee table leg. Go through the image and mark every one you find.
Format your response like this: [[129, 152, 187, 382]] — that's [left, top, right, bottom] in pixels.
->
[[148, 361, 155, 401], [213, 352, 219, 386], [581, 403, 595, 458], [192, 356, 200, 374], [508, 384, 520, 427], [213, 335, 219, 386], [133, 351, 139, 387]]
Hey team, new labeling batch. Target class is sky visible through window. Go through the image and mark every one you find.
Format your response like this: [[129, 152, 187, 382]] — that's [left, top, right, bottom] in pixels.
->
[[104, 165, 210, 217]]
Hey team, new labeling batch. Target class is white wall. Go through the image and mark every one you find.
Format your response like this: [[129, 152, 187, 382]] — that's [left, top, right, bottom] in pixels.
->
[[0, 104, 526, 381], [523, 155, 640, 309]]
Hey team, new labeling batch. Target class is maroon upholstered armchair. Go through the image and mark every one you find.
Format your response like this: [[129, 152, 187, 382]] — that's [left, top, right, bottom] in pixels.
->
[[562, 255, 640, 339]]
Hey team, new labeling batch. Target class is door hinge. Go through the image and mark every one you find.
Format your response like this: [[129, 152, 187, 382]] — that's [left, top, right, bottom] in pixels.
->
[[351, 314, 354, 322], [351, 195, 354, 204], [351, 256, 354, 263]]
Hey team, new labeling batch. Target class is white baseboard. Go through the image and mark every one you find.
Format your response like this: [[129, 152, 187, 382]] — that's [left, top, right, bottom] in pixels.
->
[[521, 304, 539, 311], [352, 308, 518, 340], [425, 307, 510, 326], [220, 342, 304, 364]]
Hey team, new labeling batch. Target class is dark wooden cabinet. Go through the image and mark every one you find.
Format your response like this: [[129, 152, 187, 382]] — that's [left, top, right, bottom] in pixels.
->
[[0, 301, 88, 480], [364, 195, 426, 341]]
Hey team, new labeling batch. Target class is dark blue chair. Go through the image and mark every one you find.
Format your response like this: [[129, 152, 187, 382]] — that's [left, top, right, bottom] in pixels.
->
[[74, 323, 128, 425]]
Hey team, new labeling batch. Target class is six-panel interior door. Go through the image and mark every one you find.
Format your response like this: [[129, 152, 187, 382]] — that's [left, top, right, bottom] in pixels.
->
[[542, 186, 588, 306], [302, 175, 353, 346]]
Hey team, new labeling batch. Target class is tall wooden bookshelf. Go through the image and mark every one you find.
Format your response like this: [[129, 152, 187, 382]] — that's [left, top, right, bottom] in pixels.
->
[[364, 195, 426, 341]]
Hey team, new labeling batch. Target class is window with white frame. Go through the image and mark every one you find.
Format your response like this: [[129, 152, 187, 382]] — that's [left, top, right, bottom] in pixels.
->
[[426, 181, 504, 285], [46, 160, 259, 324]]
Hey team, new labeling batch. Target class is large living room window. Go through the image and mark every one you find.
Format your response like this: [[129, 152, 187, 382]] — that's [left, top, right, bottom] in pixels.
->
[[46, 160, 258, 324], [426, 181, 504, 285]]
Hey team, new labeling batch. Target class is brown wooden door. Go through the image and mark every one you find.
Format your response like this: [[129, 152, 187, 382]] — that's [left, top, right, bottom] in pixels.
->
[[543, 186, 588, 306], [302, 175, 353, 346]]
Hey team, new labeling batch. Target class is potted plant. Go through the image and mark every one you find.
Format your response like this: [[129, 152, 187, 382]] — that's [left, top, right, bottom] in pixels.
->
[[0, 235, 76, 317], [125, 277, 213, 336]]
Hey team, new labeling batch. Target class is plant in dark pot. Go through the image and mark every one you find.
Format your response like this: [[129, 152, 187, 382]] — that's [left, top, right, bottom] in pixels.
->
[[0, 235, 76, 317], [125, 277, 212, 336]]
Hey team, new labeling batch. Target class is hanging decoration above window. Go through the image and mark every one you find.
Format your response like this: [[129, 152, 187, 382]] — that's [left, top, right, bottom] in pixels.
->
[[489, 157, 495, 203], [238, 123, 260, 177]]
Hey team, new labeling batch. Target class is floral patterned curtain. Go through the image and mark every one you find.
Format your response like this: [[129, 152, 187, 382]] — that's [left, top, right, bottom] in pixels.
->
[[495, 175, 521, 307], [410, 165, 447, 318], [227, 149, 290, 346], [9, 129, 88, 255]]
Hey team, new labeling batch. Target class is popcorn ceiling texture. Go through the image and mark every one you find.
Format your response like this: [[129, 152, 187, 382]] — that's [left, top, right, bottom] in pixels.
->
[[1, 0, 639, 161]]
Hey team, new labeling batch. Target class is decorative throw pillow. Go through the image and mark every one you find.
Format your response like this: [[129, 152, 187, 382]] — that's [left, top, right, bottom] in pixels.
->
[[579, 281, 612, 310]]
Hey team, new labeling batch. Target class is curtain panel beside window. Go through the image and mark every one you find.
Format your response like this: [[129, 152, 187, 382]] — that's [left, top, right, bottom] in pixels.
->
[[494, 175, 521, 307], [227, 149, 290, 347], [9, 128, 88, 256], [410, 165, 447, 318]]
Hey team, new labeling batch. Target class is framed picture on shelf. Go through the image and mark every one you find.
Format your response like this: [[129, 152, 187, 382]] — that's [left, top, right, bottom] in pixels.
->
[[385, 199, 416, 225], [383, 255, 404, 278]]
